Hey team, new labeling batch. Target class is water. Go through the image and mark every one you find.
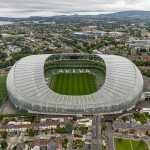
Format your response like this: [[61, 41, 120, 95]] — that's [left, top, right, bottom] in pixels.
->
[[0, 21, 14, 25]]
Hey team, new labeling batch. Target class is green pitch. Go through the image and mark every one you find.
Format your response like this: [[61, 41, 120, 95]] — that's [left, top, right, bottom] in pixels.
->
[[0, 75, 7, 106], [50, 73, 98, 95], [115, 138, 149, 150]]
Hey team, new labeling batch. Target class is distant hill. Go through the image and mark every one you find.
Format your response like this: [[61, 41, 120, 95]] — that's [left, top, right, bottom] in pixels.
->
[[0, 10, 150, 21], [99, 10, 150, 18], [24, 11, 150, 19]]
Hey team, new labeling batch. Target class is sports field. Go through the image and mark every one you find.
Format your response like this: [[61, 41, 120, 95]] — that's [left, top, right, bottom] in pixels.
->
[[50, 73, 98, 95], [0, 75, 7, 106], [115, 138, 149, 150]]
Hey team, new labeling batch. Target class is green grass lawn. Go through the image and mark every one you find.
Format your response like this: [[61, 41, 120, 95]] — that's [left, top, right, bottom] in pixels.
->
[[115, 138, 132, 150], [131, 140, 149, 150], [50, 73, 98, 95], [0, 75, 7, 106], [115, 138, 149, 150]]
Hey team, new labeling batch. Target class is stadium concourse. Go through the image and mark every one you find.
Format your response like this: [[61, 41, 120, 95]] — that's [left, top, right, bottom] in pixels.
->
[[6, 53, 143, 115]]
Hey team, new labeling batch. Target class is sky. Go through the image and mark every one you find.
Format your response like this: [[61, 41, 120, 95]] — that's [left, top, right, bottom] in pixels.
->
[[0, 0, 150, 17]]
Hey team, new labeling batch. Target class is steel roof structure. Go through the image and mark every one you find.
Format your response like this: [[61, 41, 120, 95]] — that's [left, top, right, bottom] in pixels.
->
[[7, 54, 143, 114]]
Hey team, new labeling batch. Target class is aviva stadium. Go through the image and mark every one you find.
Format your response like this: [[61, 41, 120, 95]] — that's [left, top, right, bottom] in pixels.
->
[[6, 54, 143, 115]]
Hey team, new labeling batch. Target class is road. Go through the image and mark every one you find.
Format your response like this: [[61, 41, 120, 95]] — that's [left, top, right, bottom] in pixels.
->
[[91, 115, 102, 150], [106, 122, 115, 150], [113, 122, 150, 130]]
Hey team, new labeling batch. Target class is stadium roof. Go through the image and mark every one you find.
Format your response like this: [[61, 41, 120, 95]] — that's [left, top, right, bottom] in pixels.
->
[[7, 54, 143, 114]]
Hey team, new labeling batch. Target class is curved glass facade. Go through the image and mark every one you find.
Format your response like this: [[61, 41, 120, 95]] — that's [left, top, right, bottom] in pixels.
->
[[6, 54, 143, 114]]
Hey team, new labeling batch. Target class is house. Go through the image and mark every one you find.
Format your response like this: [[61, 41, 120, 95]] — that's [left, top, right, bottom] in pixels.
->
[[5, 122, 65, 132], [31, 138, 62, 150]]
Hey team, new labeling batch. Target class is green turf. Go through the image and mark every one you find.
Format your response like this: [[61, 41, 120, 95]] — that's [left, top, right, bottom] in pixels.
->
[[115, 138, 149, 150], [0, 75, 7, 105], [115, 138, 132, 150], [50, 73, 98, 95], [131, 140, 149, 150]]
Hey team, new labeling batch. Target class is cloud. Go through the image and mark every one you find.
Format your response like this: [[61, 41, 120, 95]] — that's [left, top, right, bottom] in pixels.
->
[[0, 0, 149, 17]]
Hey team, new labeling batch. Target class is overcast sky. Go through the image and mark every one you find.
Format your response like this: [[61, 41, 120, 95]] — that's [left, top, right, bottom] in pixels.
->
[[0, 0, 150, 17]]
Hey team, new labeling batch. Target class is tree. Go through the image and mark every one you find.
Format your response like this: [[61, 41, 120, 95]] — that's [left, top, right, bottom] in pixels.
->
[[0, 51, 7, 59], [64, 123, 73, 133], [7, 117, 14, 122], [44, 129, 48, 135], [72, 139, 84, 149], [102, 123, 107, 131], [1, 140, 8, 150], [129, 129, 135, 134], [27, 129, 37, 137], [62, 139, 68, 149], [122, 116, 128, 122], [112, 115, 117, 121], [1, 131, 8, 139], [51, 128, 54, 134], [0, 115, 4, 121], [115, 128, 119, 133], [146, 131, 150, 136]]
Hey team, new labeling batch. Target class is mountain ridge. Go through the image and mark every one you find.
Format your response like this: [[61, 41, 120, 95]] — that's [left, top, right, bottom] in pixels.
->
[[0, 10, 150, 21]]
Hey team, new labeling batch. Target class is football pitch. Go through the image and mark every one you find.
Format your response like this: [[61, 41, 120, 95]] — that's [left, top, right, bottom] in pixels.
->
[[115, 138, 149, 150], [0, 75, 7, 106], [50, 73, 98, 95]]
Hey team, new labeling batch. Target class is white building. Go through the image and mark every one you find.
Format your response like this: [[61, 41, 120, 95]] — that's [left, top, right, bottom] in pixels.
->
[[128, 40, 150, 51]]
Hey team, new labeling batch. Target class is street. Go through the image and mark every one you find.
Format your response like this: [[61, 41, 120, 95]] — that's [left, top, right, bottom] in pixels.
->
[[113, 122, 150, 131], [91, 115, 102, 150], [106, 122, 115, 150]]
